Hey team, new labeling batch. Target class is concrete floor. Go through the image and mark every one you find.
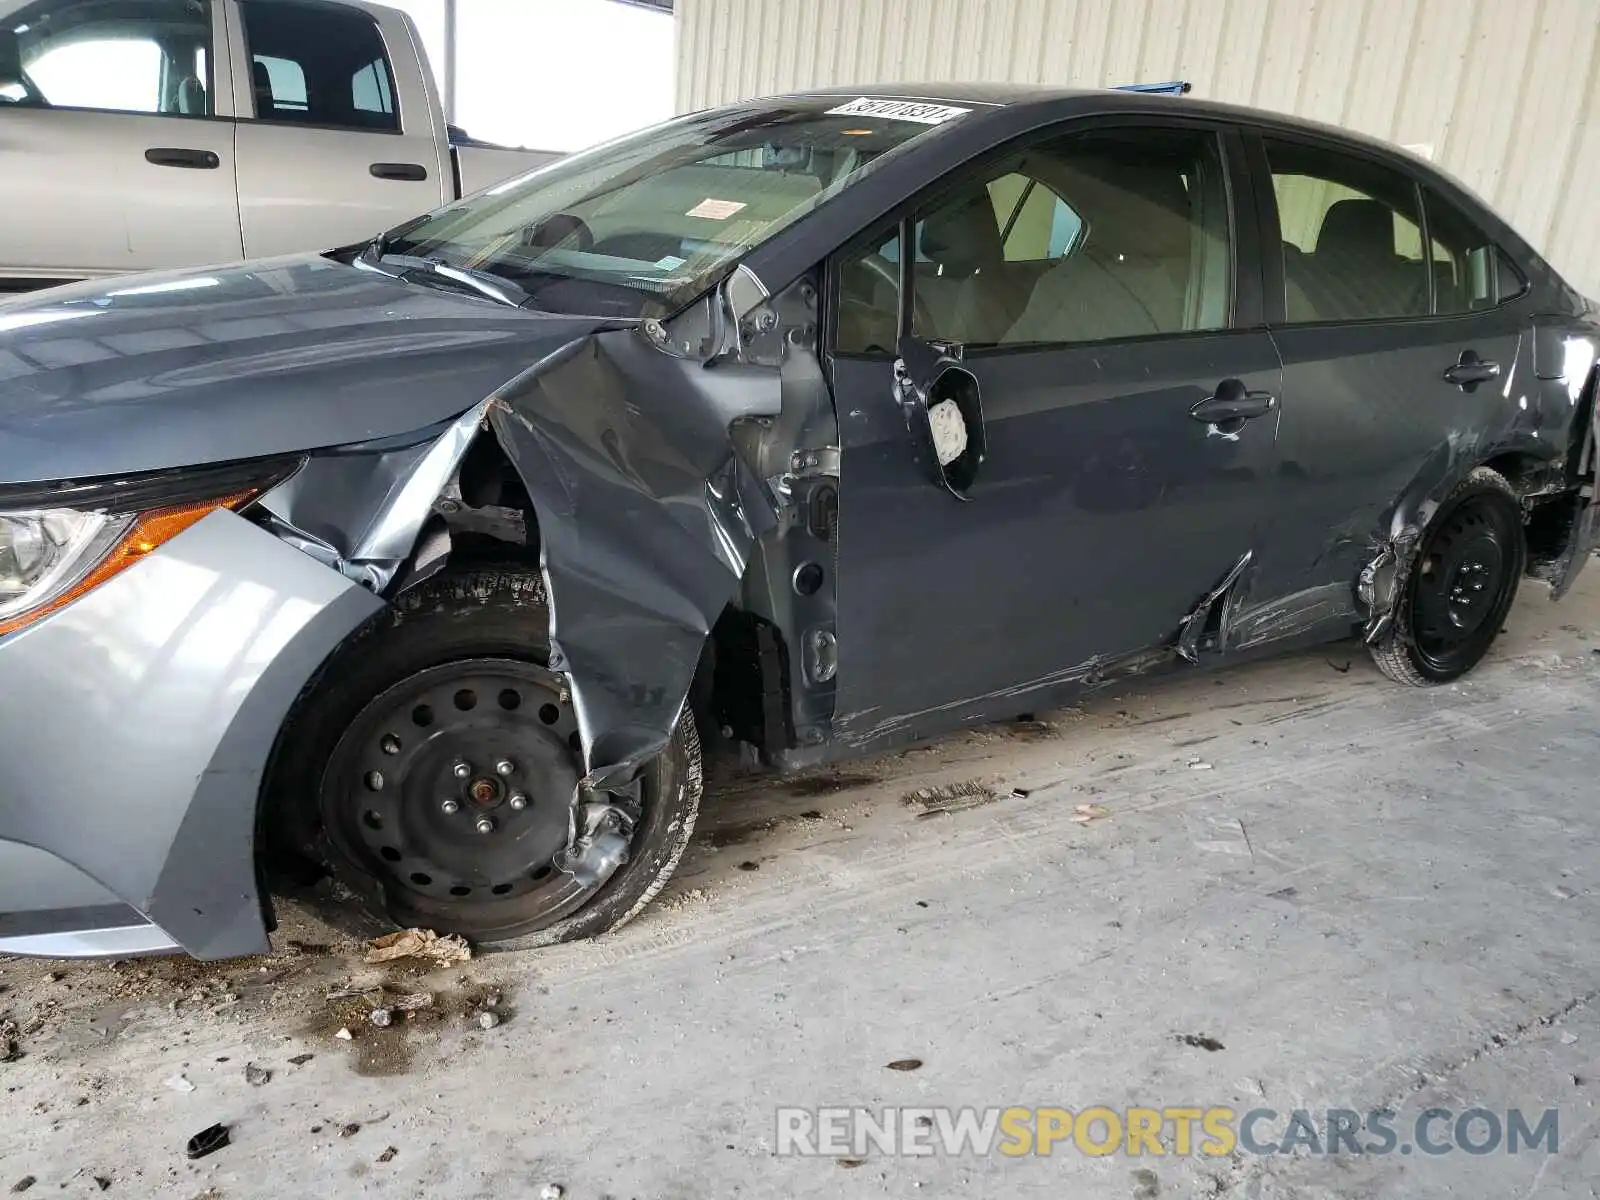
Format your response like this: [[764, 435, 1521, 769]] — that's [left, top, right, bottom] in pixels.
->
[[2, 572, 1599, 1199]]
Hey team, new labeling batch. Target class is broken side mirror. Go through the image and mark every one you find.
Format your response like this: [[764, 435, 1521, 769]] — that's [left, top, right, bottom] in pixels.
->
[[893, 336, 986, 501]]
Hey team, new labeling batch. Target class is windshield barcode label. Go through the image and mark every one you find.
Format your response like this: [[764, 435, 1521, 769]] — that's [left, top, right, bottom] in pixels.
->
[[825, 98, 971, 125]]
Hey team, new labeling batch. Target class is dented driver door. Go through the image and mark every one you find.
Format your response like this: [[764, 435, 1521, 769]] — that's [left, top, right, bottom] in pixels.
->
[[827, 121, 1287, 747]]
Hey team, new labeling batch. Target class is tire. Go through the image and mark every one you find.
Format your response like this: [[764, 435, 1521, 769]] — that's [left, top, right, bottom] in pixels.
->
[[266, 567, 702, 945], [1369, 467, 1525, 686]]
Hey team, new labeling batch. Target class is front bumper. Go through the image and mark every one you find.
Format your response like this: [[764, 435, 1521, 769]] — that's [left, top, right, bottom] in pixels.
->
[[0, 508, 381, 959]]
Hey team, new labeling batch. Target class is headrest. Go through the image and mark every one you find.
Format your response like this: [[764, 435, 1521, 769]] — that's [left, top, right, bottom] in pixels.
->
[[920, 188, 1004, 276], [177, 76, 206, 115], [1316, 199, 1397, 260], [1064, 158, 1194, 261]]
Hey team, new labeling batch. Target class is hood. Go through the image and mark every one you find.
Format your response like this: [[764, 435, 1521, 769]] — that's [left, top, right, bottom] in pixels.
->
[[0, 255, 621, 485]]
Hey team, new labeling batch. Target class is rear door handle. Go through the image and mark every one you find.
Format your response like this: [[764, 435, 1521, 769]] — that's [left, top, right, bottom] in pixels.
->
[[370, 162, 428, 181], [145, 147, 220, 169], [1443, 350, 1501, 390], [1191, 381, 1277, 426]]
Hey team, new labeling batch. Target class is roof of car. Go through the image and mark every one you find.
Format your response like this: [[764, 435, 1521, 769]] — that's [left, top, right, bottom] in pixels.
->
[[780, 81, 1434, 168]]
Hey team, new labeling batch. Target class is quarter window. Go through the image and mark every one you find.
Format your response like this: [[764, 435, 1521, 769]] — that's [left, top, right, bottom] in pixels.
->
[[240, 0, 399, 132], [907, 128, 1231, 348], [1266, 140, 1430, 322], [1422, 188, 1528, 313], [0, 0, 213, 116]]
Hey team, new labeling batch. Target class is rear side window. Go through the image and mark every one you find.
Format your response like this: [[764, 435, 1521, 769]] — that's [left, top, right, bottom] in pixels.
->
[[240, 0, 398, 132], [1266, 139, 1429, 323], [1422, 188, 1529, 313]]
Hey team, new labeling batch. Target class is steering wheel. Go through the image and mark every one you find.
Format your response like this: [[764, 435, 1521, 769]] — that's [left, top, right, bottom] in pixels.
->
[[844, 251, 936, 342]]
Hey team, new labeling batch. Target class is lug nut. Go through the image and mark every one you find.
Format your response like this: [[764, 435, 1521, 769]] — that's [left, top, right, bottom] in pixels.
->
[[452, 760, 472, 779], [496, 759, 515, 776], [475, 816, 495, 835], [508, 792, 529, 811], [440, 798, 460, 814], [380, 734, 401, 756]]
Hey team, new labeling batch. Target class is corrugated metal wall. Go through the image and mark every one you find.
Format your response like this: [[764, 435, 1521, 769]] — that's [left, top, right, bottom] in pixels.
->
[[675, 0, 1600, 294]]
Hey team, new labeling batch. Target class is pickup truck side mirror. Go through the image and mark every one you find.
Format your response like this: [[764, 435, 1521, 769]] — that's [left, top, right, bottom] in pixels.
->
[[894, 336, 987, 501]]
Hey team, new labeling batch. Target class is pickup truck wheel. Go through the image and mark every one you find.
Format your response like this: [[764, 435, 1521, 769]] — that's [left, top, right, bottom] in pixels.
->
[[1369, 467, 1525, 686], [270, 568, 701, 944]]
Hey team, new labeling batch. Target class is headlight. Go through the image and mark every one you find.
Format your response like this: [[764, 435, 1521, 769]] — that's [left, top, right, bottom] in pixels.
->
[[0, 510, 131, 623], [0, 489, 268, 638]]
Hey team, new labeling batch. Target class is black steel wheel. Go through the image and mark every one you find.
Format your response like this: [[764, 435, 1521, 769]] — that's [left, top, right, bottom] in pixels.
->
[[267, 568, 701, 944], [1370, 467, 1525, 686]]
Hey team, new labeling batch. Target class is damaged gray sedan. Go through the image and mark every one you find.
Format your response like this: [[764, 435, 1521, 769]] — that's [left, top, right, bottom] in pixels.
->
[[1, 85, 1596, 960]]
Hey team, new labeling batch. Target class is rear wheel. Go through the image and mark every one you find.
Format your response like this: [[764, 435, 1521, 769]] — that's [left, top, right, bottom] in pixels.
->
[[1369, 467, 1525, 686], [268, 568, 701, 944]]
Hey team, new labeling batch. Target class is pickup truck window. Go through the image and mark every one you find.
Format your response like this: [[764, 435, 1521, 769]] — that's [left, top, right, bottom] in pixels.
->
[[0, 0, 212, 116], [376, 97, 970, 319], [239, 0, 398, 132]]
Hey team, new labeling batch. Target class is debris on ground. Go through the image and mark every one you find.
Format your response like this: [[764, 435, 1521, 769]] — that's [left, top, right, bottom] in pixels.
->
[[1177, 1033, 1225, 1052], [736, 860, 760, 871], [363, 929, 471, 967], [334, 1028, 353, 1041], [0, 1018, 19, 1062], [1187, 758, 1213, 770], [369, 1008, 393, 1028], [184, 1123, 230, 1160], [326, 986, 380, 1001], [339, 1123, 360, 1138], [92, 1177, 110, 1191], [377, 1147, 398, 1163], [886, 1058, 923, 1071], [902, 779, 997, 816], [163, 1074, 195, 1093], [243, 1063, 271, 1087], [476, 1010, 501, 1031], [288, 1054, 314, 1066], [1070, 803, 1111, 823], [540, 1185, 564, 1200], [10, 1177, 35, 1194], [391, 992, 434, 1013]]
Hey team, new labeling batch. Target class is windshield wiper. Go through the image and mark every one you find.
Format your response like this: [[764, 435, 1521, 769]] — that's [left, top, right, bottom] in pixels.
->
[[367, 249, 533, 309]]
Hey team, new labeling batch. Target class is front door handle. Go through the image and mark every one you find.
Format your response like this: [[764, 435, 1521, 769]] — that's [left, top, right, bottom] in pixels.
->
[[1190, 381, 1277, 426], [1443, 350, 1501, 390], [370, 162, 428, 181], [145, 147, 220, 169]]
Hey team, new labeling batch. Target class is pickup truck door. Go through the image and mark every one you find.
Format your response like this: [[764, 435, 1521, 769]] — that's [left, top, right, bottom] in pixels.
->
[[226, 0, 449, 258], [0, 0, 242, 283]]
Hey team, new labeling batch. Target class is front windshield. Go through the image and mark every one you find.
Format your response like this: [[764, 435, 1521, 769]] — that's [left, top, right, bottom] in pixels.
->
[[377, 96, 976, 318]]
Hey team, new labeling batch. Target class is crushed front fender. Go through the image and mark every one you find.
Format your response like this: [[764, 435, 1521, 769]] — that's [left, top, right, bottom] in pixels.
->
[[488, 329, 779, 790]]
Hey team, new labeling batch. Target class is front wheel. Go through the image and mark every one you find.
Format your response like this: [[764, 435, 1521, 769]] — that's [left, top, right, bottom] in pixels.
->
[[267, 568, 702, 945], [1369, 467, 1525, 686]]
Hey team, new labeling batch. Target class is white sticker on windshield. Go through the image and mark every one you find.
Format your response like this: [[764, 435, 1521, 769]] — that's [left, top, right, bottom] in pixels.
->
[[825, 97, 971, 125], [686, 198, 748, 220], [654, 254, 688, 270]]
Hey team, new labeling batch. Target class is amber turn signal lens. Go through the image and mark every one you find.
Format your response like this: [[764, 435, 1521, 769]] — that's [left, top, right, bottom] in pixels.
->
[[0, 490, 257, 638]]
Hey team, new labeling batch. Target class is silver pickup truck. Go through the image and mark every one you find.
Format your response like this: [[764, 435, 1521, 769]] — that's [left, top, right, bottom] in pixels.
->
[[0, 0, 559, 289]]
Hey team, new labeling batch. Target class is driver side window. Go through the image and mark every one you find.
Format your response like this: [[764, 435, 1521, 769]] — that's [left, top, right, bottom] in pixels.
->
[[1, 0, 213, 115]]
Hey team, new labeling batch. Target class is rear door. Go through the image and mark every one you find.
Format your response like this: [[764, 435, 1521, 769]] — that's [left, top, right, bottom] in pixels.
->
[[0, 0, 240, 282], [1248, 133, 1533, 619], [228, 0, 448, 257], [829, 120, 1287, 739]]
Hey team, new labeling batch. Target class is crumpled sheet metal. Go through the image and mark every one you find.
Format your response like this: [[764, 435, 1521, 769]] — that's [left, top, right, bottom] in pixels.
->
[[489, 329, 777, 790], [260, 399, 490, 590]]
